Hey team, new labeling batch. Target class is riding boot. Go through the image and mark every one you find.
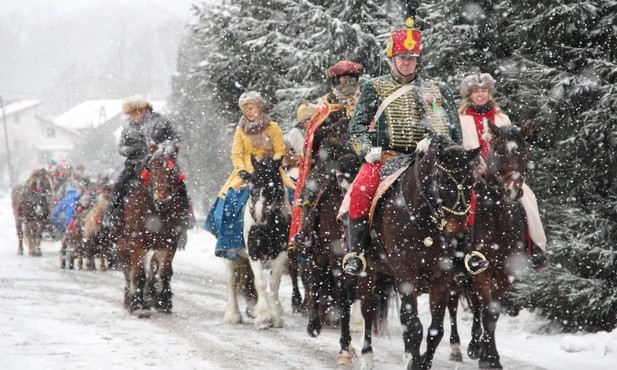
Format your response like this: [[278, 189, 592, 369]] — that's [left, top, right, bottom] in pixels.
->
[[342, 216, 369, 276], [528, 240, 548, 269], [453, 234, 489, 283], [292, 207, 317, 253]]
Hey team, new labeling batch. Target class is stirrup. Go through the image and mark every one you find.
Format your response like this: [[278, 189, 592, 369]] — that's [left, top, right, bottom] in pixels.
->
[[292, 233, 312, 250], [464, 251, 489, 275], [342, 252, 366, 275]]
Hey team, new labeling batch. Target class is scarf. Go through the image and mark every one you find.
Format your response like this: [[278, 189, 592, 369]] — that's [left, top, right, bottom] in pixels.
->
[[239, 113, 271, 135], [465, 103, 495, 159]]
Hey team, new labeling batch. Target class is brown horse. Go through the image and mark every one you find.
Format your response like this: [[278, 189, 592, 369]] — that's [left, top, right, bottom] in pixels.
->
[[463, 122, 531, 369], [295, 131, 365, 365], [82, 188, 115, 271], [59, 212, 85, 269], [11, 169, 54, 256], [116, 141, 185, 317], [359, 134, 480, 370]]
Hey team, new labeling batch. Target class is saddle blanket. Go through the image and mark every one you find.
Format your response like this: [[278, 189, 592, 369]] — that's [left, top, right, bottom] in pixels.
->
[[204, 187, 295, 260]]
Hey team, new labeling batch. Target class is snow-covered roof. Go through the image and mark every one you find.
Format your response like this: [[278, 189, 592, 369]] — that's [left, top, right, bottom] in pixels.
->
[[1, 100, 41, 116], [35, 143, 75, 151], [54, 100, 123, 130], [54, 99, 168, 130]]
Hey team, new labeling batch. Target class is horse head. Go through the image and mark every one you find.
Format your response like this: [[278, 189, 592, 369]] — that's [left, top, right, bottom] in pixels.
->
[[25, 168, 53, 218], [248, 155, 286, 224], [318, 128, 360, 195], [485, 121, 530, 202], [423, 135, 480, 235], [143, 140, 184, 212]]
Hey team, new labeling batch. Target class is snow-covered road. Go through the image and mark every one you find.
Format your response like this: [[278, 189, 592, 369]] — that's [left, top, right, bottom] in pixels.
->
[[0, 193, 614, 369]]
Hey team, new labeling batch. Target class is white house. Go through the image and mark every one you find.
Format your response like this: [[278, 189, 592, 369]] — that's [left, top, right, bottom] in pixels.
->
[[0, 99, 82, 187]]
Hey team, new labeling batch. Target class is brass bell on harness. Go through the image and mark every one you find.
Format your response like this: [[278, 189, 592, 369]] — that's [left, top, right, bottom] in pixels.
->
[[423, 237, 433, 247]]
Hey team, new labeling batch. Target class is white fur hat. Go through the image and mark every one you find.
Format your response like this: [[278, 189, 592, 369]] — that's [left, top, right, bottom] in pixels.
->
[[459, 72, 495, 98], [122, 94, 152, 114], [238, 91, 265, 109], [296, 103, 316, 123]]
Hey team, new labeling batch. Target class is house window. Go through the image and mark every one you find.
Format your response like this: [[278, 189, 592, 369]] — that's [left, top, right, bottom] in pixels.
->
[[46, 124, 56, 137]]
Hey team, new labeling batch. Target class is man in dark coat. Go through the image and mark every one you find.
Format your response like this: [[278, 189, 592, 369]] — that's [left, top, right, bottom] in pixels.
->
[[108, 95, 188, 228]]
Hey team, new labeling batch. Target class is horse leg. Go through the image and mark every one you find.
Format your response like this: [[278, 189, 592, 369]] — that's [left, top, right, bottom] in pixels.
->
[[156, 249, 175, 314], [288, 249, 306, 314], [14, 216, 23, 255], [358, 269, 377, 370], [127, 246, 149, 317], [399, 289, 423, 370], [117, 243, 132, 309], [248, 258, 272, 330], [478, 280, 508, 369], [76, 240, 84, 270], [306, 255, 326, 337], [268, 251, 287, 328], [25, 223, 36, 256], [36, 221, 45, 255], [422, 281, 448, 370], [223, 259, 242, 324], [336, 273, 355, 365], [85, 239, 96, 271], [469, 277, 490, 361], [478, 304, 502, 369], [448, 282, 463, 362]]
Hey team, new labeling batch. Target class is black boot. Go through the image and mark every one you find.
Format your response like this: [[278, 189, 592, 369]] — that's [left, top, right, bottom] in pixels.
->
[[529, 243, 548, 269], [292, 207, 317, 252], [342, 216, 369, 276], [453, 235, 489, 283]]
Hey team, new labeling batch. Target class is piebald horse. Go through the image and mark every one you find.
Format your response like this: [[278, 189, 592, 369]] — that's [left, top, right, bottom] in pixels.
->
[[224, 156, 290, 329]]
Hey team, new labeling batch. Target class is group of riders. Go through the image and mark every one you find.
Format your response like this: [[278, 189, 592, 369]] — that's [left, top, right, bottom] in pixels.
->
[[205, 17, 548, 282], [48, 17, 548, 279]]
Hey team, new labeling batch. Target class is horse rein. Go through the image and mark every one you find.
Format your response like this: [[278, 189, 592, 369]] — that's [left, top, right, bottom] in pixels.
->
[[411, 149, 471, 231]]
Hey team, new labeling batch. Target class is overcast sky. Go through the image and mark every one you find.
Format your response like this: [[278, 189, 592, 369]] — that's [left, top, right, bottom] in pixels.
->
[[0, 0, 202, 115]]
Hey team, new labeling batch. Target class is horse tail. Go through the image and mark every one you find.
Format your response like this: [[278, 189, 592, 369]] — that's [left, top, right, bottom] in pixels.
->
[[236, 257, 257, 305], [372, 272, 396, 336]]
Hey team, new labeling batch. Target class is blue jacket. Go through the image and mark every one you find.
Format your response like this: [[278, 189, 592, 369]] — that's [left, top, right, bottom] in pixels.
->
[[51, 187, 81, 226]]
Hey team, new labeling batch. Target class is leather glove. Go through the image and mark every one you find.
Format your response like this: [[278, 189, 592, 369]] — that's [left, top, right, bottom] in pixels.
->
[[238, 170, 251, 182], [364, 147, 382, 164]]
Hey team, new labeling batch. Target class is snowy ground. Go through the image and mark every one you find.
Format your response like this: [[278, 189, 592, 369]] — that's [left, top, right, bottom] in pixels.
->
[[0, 190, 615, 370]]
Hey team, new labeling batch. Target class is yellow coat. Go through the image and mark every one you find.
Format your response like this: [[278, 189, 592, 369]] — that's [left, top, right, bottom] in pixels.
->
[[218, 121, 296, 198]]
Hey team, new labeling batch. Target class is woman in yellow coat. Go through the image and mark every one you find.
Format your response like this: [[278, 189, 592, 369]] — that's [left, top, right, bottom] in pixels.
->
[[205, 91, 295, 259]]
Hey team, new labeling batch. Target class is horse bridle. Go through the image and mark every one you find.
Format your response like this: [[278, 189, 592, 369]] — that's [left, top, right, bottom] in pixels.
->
[[141, 153, 184, 205], [411, 151, 472, 231]]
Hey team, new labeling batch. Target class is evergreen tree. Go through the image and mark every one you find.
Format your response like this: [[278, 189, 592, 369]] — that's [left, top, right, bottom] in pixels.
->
[[499, 0, 617, 332], [420, 0, 617, 331]]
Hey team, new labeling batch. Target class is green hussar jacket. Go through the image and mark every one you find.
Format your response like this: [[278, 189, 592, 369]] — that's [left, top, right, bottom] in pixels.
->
[[350, 74, 462, 157]]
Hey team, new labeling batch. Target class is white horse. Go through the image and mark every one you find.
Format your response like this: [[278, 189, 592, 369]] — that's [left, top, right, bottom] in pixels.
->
[[223, 156, 291, 330]]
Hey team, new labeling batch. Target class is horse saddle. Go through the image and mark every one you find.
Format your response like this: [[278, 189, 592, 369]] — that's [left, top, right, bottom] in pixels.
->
[[369, 154, 415, 226]]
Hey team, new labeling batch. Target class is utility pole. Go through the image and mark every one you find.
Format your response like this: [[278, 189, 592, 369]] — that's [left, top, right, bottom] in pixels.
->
[[0, 96, 14, 187]]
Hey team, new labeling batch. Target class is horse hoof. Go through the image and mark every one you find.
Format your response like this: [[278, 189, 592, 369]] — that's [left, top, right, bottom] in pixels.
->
[[449, 352, 463, 362], [337, 350, 353, 365], [133, 309, 152, 318], [223, 312, 242, 324]]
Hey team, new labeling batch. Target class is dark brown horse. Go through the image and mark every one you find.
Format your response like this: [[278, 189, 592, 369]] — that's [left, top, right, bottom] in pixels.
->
[[295, 131, 366, 365], [116, 141, 185, 317], [11, 169, 54, 256], [463, 122, 531, 369], [359, 134, 480, 370]]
